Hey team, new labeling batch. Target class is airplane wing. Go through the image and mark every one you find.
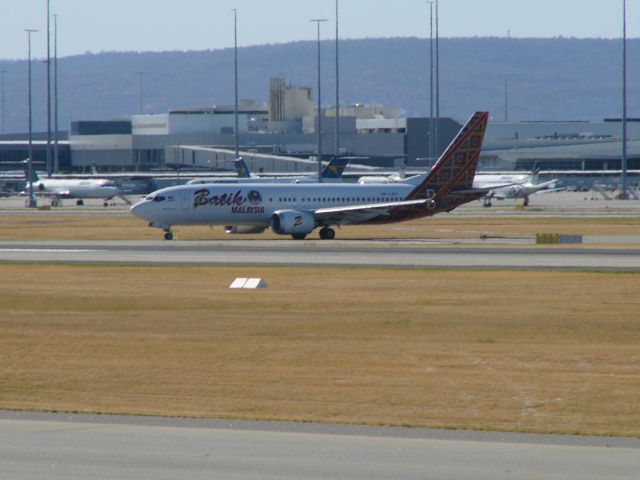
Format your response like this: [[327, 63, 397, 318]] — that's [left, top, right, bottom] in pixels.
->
[[450, 186, 499, 196], [36, 190, 71, 198], [313, 198, 433, 225], [531, 186, 566, 195]]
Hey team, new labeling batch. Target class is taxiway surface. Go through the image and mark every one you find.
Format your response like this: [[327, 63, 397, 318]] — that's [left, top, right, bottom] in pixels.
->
[[1, 412, 639, 480], [1, 240, 639, 270]]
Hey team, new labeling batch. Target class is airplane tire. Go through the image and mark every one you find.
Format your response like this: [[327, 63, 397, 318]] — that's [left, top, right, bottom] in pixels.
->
[[164, 231, 174, 241], [291, 233, 306, 240], [319, 227, 335, 240], [76, 199, 84, 206]]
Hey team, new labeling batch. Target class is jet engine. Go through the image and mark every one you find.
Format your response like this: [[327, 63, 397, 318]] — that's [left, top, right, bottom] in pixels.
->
[[224, 225, 267, 234], [271, 210, 315, 236], [507, 185, 524, 197]]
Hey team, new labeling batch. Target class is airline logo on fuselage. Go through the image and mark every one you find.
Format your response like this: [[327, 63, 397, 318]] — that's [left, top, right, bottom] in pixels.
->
[[193, 188, 264, 214]]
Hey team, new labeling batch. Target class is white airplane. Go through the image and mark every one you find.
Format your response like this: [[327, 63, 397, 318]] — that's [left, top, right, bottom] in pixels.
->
[[474, 169, 561, 207], [130, 111, 490, 240], [186, 156, 350, 185], [357, 165, 408, 184], [23, 164, 120, 206]]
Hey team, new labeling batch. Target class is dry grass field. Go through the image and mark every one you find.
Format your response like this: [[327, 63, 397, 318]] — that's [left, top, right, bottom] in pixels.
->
[[0, 212, 639, 241], [1, 264, 639, 436]]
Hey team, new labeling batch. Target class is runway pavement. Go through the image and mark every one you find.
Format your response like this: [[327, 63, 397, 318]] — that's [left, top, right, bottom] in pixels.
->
[[0, 239, 639, 270], [1, 412, 638, 480]]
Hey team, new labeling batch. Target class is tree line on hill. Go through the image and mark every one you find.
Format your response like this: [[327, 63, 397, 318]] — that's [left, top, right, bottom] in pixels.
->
[[0, 36, 638, 134]]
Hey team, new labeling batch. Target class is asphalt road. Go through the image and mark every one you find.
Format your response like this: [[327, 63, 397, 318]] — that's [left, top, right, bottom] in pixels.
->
[[0, 240, 639, 270], [1, 412, 639, 480]]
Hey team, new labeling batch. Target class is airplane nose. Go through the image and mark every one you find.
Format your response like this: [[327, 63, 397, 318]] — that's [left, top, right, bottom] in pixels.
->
[[130, 200, 151, 220]]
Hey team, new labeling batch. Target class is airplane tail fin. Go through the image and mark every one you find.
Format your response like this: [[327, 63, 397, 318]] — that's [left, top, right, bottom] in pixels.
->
[[234, 157, 252, 178], [22, 159, 39, 183], [407, 111, 488, 205], [320, 156, 349, 179], [531, 162, 540, 184]]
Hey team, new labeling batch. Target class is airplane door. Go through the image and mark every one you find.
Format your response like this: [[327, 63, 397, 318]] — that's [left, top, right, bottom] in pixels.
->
[[181, 192, 191, 211]]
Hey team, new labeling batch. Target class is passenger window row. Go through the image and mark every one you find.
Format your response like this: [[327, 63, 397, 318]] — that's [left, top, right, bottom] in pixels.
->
[[275, 197, 399, 203]]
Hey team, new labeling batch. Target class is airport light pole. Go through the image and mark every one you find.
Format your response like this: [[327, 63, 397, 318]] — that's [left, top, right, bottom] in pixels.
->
[[434, 0, 440, 156], [25, 29, 39, 208], [53, 13, 59, 173], [310, 18, 328, 182], [620, 0, 628, 200], [136, 72, 146, 115], [335, 0, 340, 156], [427, 1, 434, 163], [0, 70, 7, 134], [46, 0, 52, 177], [501, 74, 511, 122], [233, 9, 240, 161]]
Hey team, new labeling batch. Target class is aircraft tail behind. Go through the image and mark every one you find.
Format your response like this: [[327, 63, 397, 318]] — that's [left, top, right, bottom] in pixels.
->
[[22, 159, 39, 183], [320, 156, 349, 179], [234, 158, 252, 178], [531, 162, 540, 185]]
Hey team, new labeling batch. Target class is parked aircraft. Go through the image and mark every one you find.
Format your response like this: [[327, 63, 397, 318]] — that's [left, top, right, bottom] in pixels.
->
[[186, 156, 349, 185], [130, 111, 490, 240], [357, 164, 408, 184], [475, 169, 561, 206], [23, 163, 120, 206]]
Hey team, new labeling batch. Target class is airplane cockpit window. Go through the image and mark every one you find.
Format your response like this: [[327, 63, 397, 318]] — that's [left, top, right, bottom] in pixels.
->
[[144, 194, 166, 202]]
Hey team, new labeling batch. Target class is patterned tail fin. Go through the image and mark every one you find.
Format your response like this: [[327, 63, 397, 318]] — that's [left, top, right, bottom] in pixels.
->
[[407, 111, 488, 201]]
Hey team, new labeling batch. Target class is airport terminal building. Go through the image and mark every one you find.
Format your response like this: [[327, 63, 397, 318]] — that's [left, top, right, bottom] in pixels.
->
[[13, 113, 640, 180]]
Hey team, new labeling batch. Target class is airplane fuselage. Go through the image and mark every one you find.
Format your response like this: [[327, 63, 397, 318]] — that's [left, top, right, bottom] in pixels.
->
[[32, 178, 119, 199], [186, 176, 342, 185], [132, 183, 414, 229]]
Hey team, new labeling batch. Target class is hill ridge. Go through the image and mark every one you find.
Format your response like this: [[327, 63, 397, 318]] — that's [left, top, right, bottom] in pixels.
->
[[0, 37, 638, 133]]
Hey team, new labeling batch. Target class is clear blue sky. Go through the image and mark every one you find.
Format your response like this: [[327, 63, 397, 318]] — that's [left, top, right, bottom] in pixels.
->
[[1, 0, 637, 59]]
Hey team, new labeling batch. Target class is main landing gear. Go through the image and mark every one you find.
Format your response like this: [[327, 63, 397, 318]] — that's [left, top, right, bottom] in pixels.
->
[[319, 227, 335, 240], [164, 230, 174, 240], [290, 227, 335, 240]]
